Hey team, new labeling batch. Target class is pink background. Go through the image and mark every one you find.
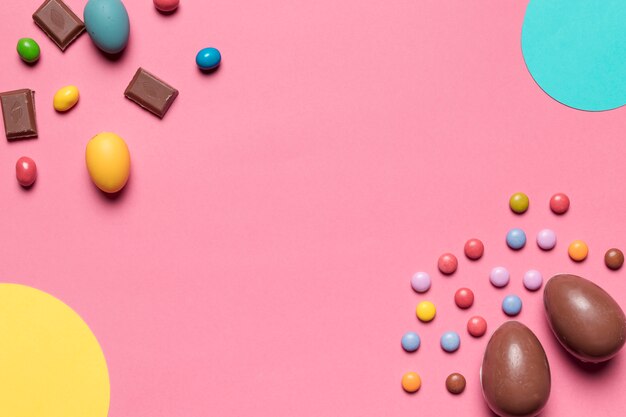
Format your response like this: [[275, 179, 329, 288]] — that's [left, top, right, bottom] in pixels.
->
[[1, 0, 626, 416]]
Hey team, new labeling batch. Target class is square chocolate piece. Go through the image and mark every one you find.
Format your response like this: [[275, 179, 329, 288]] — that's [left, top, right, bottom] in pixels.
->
[[33, 0, 85, 51], [124, 68, 179, 118], [0, 89, 38, 141]]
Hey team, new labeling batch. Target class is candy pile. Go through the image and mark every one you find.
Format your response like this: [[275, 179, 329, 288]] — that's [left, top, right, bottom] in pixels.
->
[[401, 192, 624, 398], [2, 0, 221, 193]]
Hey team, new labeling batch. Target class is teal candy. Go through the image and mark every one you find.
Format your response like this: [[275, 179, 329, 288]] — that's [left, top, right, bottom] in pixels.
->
[[522, 0, 626, 111], [84, 0, 130, 54], [196, 47, 221, 70]]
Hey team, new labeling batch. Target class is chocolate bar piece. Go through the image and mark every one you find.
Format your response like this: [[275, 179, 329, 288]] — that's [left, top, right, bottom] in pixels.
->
[[124, 68, 179, 118], [33, 0, 85, 51], [0, 89, 38, 140]]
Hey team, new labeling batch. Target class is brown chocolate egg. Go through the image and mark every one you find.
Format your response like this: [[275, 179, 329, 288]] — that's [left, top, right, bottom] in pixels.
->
[[481, 321, 551, 417], [544, 274, 626, 362]]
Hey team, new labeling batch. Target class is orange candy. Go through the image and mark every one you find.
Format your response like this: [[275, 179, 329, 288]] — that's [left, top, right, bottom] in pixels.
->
[[402, 372, 422, 393], [568, 240, 589, 262]]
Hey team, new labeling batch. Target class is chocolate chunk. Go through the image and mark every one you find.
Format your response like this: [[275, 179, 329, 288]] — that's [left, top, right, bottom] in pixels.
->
[[124, 68, 179, 118], [544, 274, 626, 362], [1, 89, 38, 140], [33, 0, 85, 51]]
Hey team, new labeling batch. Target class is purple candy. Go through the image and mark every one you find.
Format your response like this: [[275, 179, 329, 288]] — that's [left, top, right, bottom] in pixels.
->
[[523, 269, 543, 291], [411, 272, 431, 293], [536, 229, 556, 250], [490, 267, 510, 288]]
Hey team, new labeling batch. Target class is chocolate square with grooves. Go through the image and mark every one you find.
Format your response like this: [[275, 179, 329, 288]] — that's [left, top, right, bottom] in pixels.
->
[[0, 89, 38, 141], [32, 0, 85, 51], [124, 68, 179, 118]]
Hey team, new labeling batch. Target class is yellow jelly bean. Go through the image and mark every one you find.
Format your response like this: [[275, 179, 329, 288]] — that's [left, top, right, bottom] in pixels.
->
[[416, 301, 436, 322], [53, 85, 79, 112], [568, 240, 589, 262], [86, 132, 130, 193], [402, 372, 421, 393]]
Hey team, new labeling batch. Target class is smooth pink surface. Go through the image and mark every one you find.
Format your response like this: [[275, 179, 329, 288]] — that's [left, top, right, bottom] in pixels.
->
[[1, 1, 626, 416]]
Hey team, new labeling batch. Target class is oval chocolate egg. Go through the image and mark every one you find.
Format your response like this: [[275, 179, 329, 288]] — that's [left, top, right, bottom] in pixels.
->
[[481, 321, 551, 417], [544, 274, 626, 362]]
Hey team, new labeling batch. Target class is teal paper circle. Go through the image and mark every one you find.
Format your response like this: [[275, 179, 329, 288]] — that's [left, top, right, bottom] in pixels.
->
[[521, 0, 626, 111]]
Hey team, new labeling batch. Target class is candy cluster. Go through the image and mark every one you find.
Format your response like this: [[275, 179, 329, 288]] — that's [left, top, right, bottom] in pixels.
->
[[3, 0, 221, 193], [401, 192, 623, 394]]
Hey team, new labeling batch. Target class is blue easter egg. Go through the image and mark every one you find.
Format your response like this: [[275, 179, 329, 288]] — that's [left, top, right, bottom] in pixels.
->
[[84, 0, 130, 54], [196, 47, 221, 70]]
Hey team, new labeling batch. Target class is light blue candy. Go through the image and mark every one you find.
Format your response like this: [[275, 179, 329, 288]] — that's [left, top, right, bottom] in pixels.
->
[[196, 47, 221, 70], [506, 228, 526, 250], [401, 331, 420, 352], [440, 331, 460, 353], [502, 294, 523, 316], [84, 0, 130, 54]]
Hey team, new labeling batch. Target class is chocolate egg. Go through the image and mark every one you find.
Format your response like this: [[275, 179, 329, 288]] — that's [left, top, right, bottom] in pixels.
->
[[544, 274, 626, 362], [481, 321, 550, 417]]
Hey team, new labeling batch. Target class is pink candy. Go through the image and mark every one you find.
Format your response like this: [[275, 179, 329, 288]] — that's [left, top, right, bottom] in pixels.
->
[[523, 270, 543, 291], [489, 267, 510, 287], [411, 272, 431, 293], [536, 229, 557, 250]]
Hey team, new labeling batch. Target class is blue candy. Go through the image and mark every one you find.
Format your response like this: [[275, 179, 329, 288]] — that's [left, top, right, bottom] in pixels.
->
[[502, 294, 523, 316], [440, 331, 460, 352], [506, 228, 527, 250], [84, 0, 130, 54], [196, 47, 221, 70], [401, 331, 420, 352]]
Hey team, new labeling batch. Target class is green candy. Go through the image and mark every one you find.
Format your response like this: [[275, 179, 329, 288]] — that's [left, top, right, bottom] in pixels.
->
[[16, 38, 40, 63]]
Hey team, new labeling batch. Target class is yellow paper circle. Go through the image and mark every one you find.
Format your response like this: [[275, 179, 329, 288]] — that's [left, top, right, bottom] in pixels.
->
[[0, 284, 110, 417]]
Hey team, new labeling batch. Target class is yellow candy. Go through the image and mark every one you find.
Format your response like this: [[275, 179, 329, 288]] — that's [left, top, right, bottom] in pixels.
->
[[53, 85, 80, 112], [416, 301, 436, 322], [402, 372, 421, 393], [86, 132, 131, 193], [509, 192, 529, 214], [568, 240, 589, 262]]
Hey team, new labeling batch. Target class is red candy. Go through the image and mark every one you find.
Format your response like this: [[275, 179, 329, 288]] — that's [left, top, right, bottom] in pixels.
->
[[550, 193, 570, 214], [438, 253, 458, 275], [464, 238, 484, 260], [154, 0, 180, 12], [467, 316, 487, 337], [454, 288, 474, 309], [15, 156, 37, 187]]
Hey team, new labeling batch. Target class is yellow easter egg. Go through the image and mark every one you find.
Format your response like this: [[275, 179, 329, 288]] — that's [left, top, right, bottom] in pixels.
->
[[53, 85, 80, 112], [86, 132, 131, 193]]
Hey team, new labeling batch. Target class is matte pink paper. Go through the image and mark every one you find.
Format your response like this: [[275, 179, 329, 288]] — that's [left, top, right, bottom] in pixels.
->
[[1, 1, 625, 416]]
